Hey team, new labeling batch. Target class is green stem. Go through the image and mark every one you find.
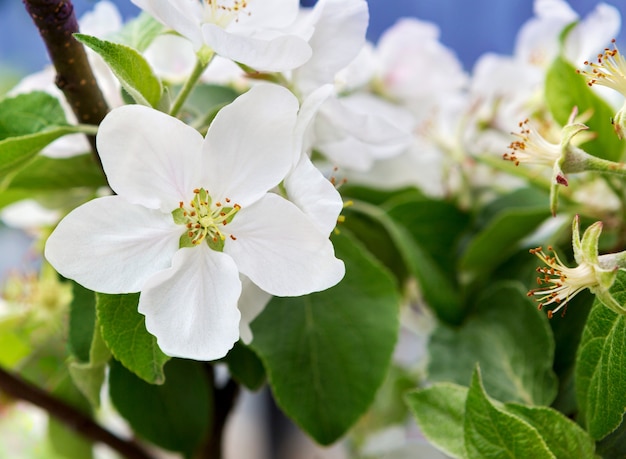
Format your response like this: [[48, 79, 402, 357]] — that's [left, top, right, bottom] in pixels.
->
[[170, 55, 213, 117], [76, 124, 100, 136]]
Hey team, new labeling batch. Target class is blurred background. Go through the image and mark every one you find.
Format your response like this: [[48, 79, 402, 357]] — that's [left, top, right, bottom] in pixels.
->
[[0, 1, 623, 458]]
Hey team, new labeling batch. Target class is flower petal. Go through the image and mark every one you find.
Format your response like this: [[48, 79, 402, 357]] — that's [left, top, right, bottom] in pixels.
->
[[238, 275, 272, 345], [293, 0, 369, 92], [139, 245, 242, 361], [201, 24, 312, 72], [97, 105, 204, 210], [284, 154, 342, 235], [44, 196, 181, 293], [202, 85, 299, 205], [131, 0, 204, 49], [225, 193, 345, 296]]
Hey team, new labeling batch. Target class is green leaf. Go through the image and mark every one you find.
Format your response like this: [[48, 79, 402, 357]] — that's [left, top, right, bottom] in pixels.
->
[[385, 196, 469, 323], [465, 369, 554, 459], [69, 314, 111, 408], [0, 91, 67, 140], [222, 341, 265, 391], [6, 154, 106, 190], [545, 56, 625, 161], [348, 199, 463, 324], [428, 282, 558, 405], [385, 195, 470, 280], [0, 127, 79, 179], [109, 358, 212, 456], [68, 282, 96, 363], [460, 189, 551, 276], [576, 272, 626, 439], [96, 293, 169, 384], [250, 230, 400, 445], [504, 404, 596, 458], [74, 33, 162, 107], [111, 12, 164, 52], [406, 383, 468, 459]]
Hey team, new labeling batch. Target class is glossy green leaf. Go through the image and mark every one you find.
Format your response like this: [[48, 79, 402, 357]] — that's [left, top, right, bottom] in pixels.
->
[[68, 282, 96, 363], [504, 403, 596, 458], [576, 272, 626, 439], [222, 341, 265, 391], [74, 34, 162, 107], [0, 127, 79, 179], [96, 293, 169, 384], [429, 282, 558, 405], [545, 56, 624, 161], [250, 231, 400, 445], [6, 154, 106, 190], [109, 358, 212, 455], [406, 383, 468, 459], [461, 203, 551, 276], [0, 91, 67, 140], [465, 369, 554, 459]]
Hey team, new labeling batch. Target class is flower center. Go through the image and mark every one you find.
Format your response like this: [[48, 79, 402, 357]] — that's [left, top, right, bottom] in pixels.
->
[[203, 0, 251, 28], [172, 188, 241, 251], [577, 39, 626, 95], [527, 246, 597, 318]]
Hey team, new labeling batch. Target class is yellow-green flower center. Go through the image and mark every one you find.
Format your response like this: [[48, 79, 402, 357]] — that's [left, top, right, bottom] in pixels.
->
[[172, 188, 241, 251], [204, 0, 251, 28]]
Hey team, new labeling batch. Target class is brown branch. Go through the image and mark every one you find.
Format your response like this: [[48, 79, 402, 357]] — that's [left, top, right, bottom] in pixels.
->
[[0, 366, 154, 459], [196, 368, 240, 459], [22, 0, 109, 169]]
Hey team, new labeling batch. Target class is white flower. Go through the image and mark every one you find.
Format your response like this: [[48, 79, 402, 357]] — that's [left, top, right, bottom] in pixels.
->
[[515, 0, 621, 68], [44, 84, 345, 360], [131, 0, 312, 71]]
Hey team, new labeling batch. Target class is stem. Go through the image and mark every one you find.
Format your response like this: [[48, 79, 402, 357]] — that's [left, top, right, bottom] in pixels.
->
[[22, 0, 109, 171], [0, 366, 154, 459], [170, 56, 213, 117], [195, 367, 239, 459]]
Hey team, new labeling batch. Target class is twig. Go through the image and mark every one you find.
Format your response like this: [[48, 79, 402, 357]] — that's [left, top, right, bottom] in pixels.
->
[[196, 367, 240, 459], [22, 0, 109, 171], [0, 366, 154, 459]]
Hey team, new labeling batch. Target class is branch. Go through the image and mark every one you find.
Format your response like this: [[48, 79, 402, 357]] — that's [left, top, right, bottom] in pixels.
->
[[0, 366, 154, 459], [196, 367, 240, 459], [22, 0, 109, 168]]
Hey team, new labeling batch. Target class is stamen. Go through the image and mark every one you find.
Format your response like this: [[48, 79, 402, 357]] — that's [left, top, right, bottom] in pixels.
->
[[528, 246, 596, 318]]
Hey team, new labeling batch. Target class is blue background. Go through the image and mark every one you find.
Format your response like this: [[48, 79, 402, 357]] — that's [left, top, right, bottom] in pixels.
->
[[1, 0, 624, 75]]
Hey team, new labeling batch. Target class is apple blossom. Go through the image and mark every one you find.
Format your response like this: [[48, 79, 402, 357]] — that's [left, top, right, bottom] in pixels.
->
[[130, 0, 311, 71], [44, 84, 345, 360], [529, 215, 626, 317], [578, 39, 626, 138]]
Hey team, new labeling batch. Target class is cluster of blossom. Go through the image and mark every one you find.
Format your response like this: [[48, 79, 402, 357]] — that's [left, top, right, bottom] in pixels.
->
[[4, 0, 626, 363]]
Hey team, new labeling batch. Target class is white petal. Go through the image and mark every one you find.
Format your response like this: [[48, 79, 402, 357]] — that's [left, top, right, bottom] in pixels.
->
[[565, 3, 621, 64], [97, 105, 204, 211], [238, 275, 272, 345], [139, 245, 242, 361], [202, 24, 312, 72], [44, 196, 181, 293], [131, 0, 204, 49], [295, 84, 333, 157], [293, 0, 369, 92], [284, 155, 342, 236], [314, 95, 414, 171], [202, 85, 299, 205], [229, 0, 299, 30], [225, 193, 345, 296]]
